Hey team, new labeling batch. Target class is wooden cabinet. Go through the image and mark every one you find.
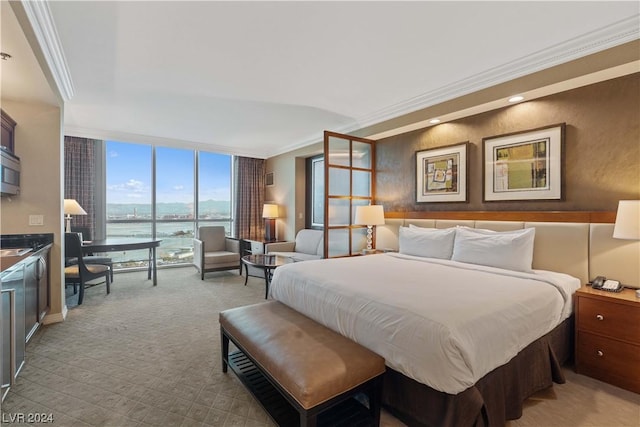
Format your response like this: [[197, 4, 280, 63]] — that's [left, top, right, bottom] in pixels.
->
[[575, 286, 640, 393]]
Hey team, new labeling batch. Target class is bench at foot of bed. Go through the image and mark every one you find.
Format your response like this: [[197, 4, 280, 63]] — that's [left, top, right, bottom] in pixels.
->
[[220, 300, 386, 427]]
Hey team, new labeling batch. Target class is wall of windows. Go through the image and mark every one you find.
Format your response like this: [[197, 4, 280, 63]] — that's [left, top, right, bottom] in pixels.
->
[[102, 141, 232, 269]]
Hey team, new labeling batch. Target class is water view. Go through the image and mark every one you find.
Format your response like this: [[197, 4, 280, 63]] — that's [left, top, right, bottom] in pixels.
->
[[105, 220, 231, 269], [105, 199, 231, 269], [105, 141, 233, 270]]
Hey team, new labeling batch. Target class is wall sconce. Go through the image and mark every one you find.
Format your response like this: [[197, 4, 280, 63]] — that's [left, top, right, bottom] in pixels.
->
[[354, 205, 385, 254], [262, 204, 279, 242], [63, 199, 87, 233]]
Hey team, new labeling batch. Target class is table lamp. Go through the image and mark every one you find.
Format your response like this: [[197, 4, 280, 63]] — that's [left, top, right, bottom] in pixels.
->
[[354, 205, 385, 254], [64, 199, 87, 233], [613, 200, 640, 240], [262, 204, 279, 242]]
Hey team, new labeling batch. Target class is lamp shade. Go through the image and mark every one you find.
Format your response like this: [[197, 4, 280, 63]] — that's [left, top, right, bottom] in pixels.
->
[[613, 200, 640, 240], [354, 205, 385, 226], [64, 199, 87, 216], [262, 204, 279, 219]]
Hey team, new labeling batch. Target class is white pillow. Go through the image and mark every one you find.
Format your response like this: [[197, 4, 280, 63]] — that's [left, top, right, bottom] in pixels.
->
[[452, 227, 535, 272], [408, 224, 435, 231], [399, 226, 456, 259]]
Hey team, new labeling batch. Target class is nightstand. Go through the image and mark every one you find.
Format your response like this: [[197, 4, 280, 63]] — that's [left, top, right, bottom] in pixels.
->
[[574, 285, 640, 393]]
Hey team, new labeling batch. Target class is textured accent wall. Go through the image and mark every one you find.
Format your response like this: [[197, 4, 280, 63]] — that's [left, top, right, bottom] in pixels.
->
[[376, 73, 640, 212]]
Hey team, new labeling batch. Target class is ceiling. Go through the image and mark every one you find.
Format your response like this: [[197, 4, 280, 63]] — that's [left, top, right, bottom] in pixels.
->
[[3, 2, 639, 158]]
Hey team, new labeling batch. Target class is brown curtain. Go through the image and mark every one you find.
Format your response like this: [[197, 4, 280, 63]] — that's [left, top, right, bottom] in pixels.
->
[[64, 136, 98, 238], [234, 156, 265, 240]]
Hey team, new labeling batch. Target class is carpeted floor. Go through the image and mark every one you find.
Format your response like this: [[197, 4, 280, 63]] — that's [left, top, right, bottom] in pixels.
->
[[1, 267, 638, 426]]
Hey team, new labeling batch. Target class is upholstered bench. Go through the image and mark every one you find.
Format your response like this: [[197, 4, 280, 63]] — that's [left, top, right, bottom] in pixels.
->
[[220, 301, 385, 427]]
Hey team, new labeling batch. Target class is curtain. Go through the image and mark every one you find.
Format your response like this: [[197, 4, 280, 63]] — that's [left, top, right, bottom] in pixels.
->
[[234, 156, 265, 240], [64, 136, 98, 238]]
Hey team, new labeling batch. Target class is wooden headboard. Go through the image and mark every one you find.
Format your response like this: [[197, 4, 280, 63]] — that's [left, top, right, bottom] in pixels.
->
[[376, 211, 639, 288]]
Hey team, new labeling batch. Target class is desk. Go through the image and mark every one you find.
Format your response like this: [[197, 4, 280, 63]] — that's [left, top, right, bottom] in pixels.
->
[[241, 254, 293, 298], [82, 238, 162, 286]]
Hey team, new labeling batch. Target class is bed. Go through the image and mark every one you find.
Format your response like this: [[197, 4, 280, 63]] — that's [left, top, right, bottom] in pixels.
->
[[267, 215, 639, 427]]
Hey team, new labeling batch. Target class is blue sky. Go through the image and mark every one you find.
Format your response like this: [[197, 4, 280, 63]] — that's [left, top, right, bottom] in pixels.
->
[[106, 141, 231, 204]]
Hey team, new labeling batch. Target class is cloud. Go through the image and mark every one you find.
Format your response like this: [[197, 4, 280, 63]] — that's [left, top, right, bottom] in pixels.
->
[[125, 179, 145, 191], [107, 179, 146, 193], [172, 185, 184, 191], [109, 151, 119, 158]]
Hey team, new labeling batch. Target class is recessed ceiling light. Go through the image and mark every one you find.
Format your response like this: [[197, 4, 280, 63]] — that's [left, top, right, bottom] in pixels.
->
[[508, 95, 524, 103], [429, 119, 440, 124]]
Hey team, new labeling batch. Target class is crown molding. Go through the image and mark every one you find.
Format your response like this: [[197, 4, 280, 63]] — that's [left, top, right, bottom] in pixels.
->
[[272, 16, 640, 158], [20, 0, 75, 101], [354, 15, 640, 130]]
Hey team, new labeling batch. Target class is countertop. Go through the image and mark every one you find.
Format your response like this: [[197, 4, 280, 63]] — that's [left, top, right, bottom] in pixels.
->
[[1, 233, 54, 273], [0, 252, 33, 273]]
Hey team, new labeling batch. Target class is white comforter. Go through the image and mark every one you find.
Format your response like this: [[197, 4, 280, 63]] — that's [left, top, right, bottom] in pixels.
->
[[269, 253, 580, 394]]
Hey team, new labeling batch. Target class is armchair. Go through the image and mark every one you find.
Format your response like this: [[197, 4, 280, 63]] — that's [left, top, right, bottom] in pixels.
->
[[265, 229, 324, 262], [193, 226, 241, 280]]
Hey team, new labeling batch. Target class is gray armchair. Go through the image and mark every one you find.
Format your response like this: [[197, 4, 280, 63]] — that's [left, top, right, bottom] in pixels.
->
[[193, 226, 241, 279], [265, 229, 324, 262]]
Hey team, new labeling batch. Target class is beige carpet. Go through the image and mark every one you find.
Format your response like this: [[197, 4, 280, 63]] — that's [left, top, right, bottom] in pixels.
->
[[1, 267, 638, 426]]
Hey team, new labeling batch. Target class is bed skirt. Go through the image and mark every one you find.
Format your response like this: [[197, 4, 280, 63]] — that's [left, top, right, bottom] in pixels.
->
[[382, 316, 574, 427]]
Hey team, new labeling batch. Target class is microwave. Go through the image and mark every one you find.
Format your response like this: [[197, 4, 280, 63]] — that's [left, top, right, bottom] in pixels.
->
[[0, 148, 20, 196]]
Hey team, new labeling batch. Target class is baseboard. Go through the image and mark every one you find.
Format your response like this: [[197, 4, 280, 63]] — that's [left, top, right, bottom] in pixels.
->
[[42, 305, 68, 325]]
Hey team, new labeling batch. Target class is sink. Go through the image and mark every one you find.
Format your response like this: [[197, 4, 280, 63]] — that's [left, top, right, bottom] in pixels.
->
[[0, 247, 32, 257]]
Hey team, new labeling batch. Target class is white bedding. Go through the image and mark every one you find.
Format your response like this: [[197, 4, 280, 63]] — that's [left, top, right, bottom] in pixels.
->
[[269, 252, 581, 394]]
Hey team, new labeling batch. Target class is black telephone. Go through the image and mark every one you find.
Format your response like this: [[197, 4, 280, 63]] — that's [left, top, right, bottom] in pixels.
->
[[591, 276, 623, 292]]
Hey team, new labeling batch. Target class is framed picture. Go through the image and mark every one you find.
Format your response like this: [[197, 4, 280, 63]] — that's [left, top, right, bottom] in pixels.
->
[[416, 142, 468, 203], [483, 123, 565, 201], [265, 172, 274, 187]]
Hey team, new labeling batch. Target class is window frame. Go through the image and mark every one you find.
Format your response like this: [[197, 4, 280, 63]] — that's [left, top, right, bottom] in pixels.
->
[[97, 140, 234, 270]]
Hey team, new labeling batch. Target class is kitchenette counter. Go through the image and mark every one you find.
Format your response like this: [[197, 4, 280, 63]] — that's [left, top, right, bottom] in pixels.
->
[[0, 233, 53, 273], [1, 233, 53, 400], [0, 251, 32, 273]]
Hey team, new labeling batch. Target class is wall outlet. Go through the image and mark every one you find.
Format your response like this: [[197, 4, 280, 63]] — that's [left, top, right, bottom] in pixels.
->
[[29, 215, 44, 226]]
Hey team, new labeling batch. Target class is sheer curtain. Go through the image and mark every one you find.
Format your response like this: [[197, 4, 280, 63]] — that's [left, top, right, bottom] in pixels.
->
[[64, 136, 98, 238], [234, 156, 265, 240]]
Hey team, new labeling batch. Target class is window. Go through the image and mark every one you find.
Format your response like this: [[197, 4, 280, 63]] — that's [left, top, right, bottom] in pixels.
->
[[198, 151, 232, 234], [103, 140, 232, 269], [305, 154, 324, 229], [156, 147, 195, 263], [105, 141, 153, 268]]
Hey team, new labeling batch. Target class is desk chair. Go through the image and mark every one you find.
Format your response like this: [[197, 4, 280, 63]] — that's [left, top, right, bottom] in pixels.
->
[[68, 226, 114, 282], [64, 232, 111, 305]]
